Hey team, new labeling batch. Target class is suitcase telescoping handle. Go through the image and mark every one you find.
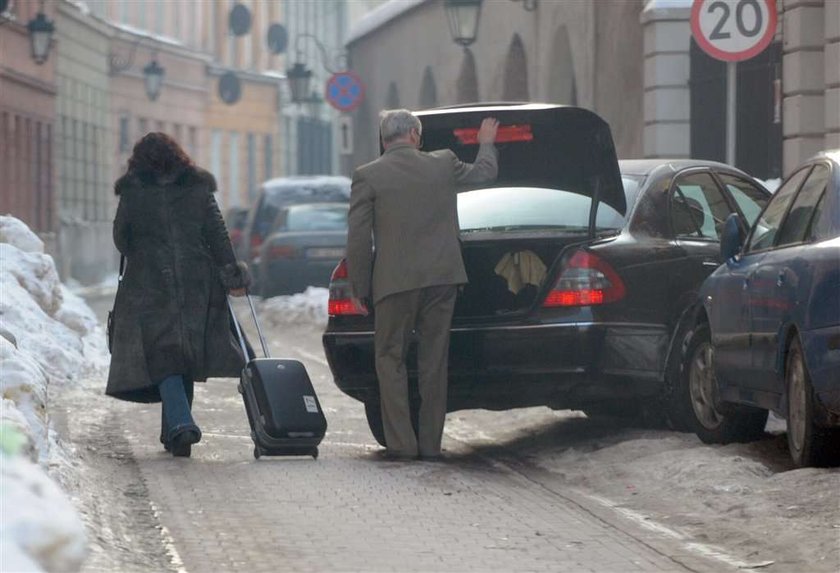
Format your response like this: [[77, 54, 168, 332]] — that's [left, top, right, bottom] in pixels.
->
[[227, 293, 271, 359]]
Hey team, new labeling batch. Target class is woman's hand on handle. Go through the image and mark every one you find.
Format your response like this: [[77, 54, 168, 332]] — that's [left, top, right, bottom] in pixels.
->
[[229, 288, 247, 297]]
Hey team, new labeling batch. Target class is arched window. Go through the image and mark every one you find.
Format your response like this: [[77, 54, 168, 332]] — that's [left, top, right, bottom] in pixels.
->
[[456, 49, 479, 104], [419, 66, 438, 109], [502, 34, 529, 101], [548, 26, 577, 105]]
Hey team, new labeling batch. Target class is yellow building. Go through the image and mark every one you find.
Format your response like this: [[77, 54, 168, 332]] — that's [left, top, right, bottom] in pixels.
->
[[202, 0, 283, 210], [205, 68, 281, 210]]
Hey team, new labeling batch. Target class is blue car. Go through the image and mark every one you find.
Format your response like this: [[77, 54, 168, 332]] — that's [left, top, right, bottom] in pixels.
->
[[683, 150, 840, 467]]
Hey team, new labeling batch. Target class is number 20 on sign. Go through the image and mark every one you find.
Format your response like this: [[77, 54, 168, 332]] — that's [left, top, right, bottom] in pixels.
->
[[691, 0, 777, 62]]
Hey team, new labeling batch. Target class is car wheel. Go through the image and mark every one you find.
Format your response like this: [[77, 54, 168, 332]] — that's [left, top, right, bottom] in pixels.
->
[[665, 323, 695, 432], [786, 338, 840, 468], [364, 400, 387, 447], [685, 323, 768, 444]]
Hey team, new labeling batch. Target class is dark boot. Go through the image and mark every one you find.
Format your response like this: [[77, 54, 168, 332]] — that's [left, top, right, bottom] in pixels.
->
[[161, 379, 194, 451], [159, 375, 200, 457]]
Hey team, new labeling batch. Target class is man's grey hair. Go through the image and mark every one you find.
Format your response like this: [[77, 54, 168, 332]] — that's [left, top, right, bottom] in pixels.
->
[[379, 109, 422, 144]]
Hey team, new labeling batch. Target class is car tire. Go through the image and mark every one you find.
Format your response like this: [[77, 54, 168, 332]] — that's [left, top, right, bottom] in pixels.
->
[[785, 337, 840, 468], [666, 323, 696, 432], [685, 323, 768, 444], [364, 400, 387, 447]]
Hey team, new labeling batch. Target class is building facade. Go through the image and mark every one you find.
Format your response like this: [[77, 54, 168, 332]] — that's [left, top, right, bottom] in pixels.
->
[[52, 0, 112, 279], [202, 0, 283, 210], [345, 0, 644, 172], [0, 0, 58, 246], [345, 0, 838, 180]]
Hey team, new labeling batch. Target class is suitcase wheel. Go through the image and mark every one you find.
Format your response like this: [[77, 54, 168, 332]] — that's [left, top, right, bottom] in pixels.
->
[[253, 447, 261, 460], [311, 447, 319, 460], [237, 383, 244, 395]]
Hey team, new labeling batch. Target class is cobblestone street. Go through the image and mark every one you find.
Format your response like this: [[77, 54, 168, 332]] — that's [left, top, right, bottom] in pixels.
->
[[89, 318, 730, 573]]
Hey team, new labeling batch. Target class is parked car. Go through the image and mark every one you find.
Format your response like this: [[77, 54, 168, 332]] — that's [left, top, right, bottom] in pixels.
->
[[322, 103, 771, 445], [224, 207, 249, 253], [239, 176, 351, 288], [257, 202, 349, 298], [682, 150, 840, 467]]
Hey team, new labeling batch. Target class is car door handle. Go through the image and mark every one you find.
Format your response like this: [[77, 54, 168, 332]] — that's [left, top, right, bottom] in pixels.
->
[[777, 271, 786, 287], [702, 260, 720, 268]]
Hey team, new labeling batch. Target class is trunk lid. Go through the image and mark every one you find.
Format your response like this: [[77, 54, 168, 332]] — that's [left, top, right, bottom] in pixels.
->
[[415, 103, 626, 224]]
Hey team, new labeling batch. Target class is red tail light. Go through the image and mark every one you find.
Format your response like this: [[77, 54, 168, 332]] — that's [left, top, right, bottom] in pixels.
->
[[543, 250, 625, 307], [330, 259, 349, 280], [328, 259, 366, 316], [454, 124, 534, 145]]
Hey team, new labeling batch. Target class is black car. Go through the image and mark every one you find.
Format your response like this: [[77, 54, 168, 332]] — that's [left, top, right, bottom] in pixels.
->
[[322, 103, 771, 444], [258, 202, 349, 298]]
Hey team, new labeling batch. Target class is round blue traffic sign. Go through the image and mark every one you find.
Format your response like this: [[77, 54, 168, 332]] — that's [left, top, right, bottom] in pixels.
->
[[325, 72, 365, 113]]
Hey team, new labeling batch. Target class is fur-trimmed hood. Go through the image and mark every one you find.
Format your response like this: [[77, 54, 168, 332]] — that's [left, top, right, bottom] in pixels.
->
[[114, 165, 217, 195]]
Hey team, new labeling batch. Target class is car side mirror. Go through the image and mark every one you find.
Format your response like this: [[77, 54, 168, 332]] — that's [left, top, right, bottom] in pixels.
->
[[720, 213, 744, 261]]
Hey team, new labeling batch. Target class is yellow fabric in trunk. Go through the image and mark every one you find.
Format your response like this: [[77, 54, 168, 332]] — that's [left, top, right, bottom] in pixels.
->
[[493, 251, 547, 295]]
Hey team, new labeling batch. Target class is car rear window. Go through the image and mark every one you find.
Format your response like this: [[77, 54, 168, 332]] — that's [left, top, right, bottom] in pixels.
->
[[458, 187, 626, 233], [286, 205, 348, 232]]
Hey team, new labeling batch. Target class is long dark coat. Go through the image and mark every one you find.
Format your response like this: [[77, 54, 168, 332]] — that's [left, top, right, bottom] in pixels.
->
[[106, 165, 248, 403]]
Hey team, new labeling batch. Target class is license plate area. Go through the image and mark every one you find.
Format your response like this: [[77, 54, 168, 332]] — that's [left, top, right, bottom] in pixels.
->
[[306, 247, 345, 259]]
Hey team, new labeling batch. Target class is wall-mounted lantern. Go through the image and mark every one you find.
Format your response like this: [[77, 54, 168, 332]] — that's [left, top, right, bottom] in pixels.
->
[[143, 59, 165, 101], [445, 0, 482, 48], [27, 9, 55, 64]]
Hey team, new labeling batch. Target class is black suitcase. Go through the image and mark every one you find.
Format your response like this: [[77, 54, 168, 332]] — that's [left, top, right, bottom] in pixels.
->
[[229, 295, 327, 459]]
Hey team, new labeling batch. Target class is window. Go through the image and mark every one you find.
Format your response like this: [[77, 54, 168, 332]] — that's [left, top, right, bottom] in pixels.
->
[[809, 188, 836, 242], [285, 205, 349, 232], [247, 133, 256, 203], [746, 167, 809, 252], [717, 174, 768, 227], [188, 127, 198, 159], [211, 130, 223, 203], [119, 115, 130, 153], [229, 131, 240, 207], [174, 124, 184, 148], [458, 187, 625, 233], [776, 164, 830, 247], [671, 172, 733, 239], [155, 0, 164, 35], [264, 134, 273, 180]]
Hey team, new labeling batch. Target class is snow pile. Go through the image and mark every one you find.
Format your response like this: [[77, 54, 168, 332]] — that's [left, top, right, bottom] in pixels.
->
[[0, 448, 87, 573], [258, 287, 330, 328], [1, 215, 105, 572]]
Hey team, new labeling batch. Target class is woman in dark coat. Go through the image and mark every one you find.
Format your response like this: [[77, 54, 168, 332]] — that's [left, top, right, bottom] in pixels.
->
[[106, 132, 249, 457]]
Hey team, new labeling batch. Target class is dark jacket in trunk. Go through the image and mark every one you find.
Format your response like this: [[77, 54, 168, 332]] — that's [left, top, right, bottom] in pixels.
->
[[106, 166, 248, 403]]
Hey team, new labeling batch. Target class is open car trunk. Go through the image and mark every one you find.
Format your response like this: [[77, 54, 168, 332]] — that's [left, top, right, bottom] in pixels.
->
[[414, 104, 626, 321], [455, 235, 584, 319]]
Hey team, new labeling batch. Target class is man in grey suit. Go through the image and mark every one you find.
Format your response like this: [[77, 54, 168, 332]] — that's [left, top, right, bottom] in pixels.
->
[[347, 109, 498, 459]]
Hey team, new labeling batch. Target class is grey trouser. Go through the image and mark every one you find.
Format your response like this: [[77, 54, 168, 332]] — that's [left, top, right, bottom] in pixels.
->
[[374, 284, 458, 457]]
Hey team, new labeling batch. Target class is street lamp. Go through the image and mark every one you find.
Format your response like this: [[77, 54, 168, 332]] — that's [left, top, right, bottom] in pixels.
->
[[27, 10, 55, 65], [445, 0, 482, 48], [286, 61, 313, 105], [143, 59, 165, 101]]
